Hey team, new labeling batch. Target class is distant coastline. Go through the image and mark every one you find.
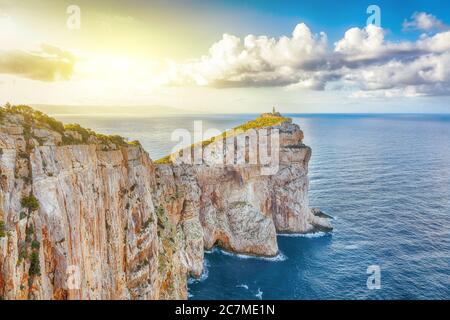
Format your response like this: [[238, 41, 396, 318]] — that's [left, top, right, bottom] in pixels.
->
[[28, 104, 450, 118]]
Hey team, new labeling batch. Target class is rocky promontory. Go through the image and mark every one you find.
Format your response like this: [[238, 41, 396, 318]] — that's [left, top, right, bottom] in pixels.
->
[[0, 105, 331, 300]]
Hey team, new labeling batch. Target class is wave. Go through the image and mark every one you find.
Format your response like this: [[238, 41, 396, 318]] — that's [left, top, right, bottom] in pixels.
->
[[208, 247, 287, 262], [278, 231, 329, 238], [236, 284, 249, 290], [255, 288, 263, 300]]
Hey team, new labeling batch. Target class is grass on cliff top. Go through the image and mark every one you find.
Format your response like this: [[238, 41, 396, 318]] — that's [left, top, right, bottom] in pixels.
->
[[0, 104, 140, 148], [154, 114, 289, 164]]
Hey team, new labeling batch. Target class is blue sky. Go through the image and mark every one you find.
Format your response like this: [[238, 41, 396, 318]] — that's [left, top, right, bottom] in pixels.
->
[[129, 0, 450, 41], [1, 0, 450, 113], [117, 0, 450, 47]]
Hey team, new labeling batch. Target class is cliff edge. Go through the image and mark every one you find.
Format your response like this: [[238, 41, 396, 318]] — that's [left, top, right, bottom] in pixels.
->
[[0, 105, 331, 300]]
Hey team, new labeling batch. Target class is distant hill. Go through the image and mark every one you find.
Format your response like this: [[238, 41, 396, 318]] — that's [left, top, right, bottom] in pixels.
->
[[30, 105, 204, 116]]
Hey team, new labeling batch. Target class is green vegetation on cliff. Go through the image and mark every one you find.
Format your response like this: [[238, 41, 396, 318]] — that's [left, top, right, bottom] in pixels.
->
[[154, 155, 172, 164], [28, 251, 41, 277], [0, 220, 5, 238], [233, 115, 289, 132], [1, 104, 64, 132], [21, 195, 40, 212], [154, 114, 289, 164], [0, 104, 140, 149]]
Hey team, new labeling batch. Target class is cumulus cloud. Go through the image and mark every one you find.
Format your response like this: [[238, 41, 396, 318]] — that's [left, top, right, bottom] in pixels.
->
[[168, 18, 450, 97], [345, 52, 450, 97], [403, 12, 447, 32], [334, 24, 450, 96], [168, 23, 328, 88], [334, 24, 417, 63], [0, 44, 77, 81], [417, 30, 450, 53]]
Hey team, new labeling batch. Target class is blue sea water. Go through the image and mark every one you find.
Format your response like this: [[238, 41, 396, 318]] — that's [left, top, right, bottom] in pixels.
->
[[54, 113, 450, 299]]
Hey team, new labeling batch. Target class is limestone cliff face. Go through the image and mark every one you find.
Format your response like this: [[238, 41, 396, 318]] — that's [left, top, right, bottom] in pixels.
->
[[163, 118, 332, 257], [0, 107, 331, 300]]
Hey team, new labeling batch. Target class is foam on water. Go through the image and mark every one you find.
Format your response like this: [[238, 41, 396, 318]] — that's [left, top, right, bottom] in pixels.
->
[[255, 288, 263, 300], [278, 231, 329, 238], [212, 247, 288, 262], [236, 284, 249, 290]]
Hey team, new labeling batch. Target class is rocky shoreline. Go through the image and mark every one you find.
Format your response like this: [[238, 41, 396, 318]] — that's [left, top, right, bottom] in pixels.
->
[[0, 105, 331, 299]]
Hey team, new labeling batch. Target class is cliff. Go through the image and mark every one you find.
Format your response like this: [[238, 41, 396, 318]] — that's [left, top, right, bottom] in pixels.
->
[[0, 105, 331, 300]]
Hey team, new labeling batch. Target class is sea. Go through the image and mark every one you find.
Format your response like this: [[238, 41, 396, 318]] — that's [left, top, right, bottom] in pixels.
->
[[53, 113, 450, 300]]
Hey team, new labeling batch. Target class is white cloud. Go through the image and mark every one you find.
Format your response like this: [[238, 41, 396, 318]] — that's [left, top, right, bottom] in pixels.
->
[[333, 24, 450, 96], [345, 52, 450, 97], [403, 12, 447, 32], [168, 17, 450, 97], [417, 31, 450, 53], [0, 44, 77, 81], [334, 24, 415, 62], [167, 23, 328, 88], [0, 14, 78, 81]]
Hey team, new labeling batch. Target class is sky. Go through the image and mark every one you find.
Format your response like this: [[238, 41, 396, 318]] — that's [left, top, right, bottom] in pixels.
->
[[1, 0, 450, 113]]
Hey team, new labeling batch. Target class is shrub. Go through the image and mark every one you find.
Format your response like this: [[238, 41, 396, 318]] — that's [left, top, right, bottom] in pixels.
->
[[154, 155, 172, 164], [21, 195, 40, 212], [19, 211, 27, 220], [18, 151, 29, 159], [23, 124, 32, 141], [26, 225, 34, 235], [18, 247, 28, 262], [61, 134, 79, 145], [96, 134, 127, 146], [43, 117, 64, 133], [64, 123, 92, 143], [128, 140, 141, 146], [3, 104, 135, 149], [0, 220, 5, 238], [25, 225, 34, 242], [0, 107, 5, 123], [109, 135, 127, 146], [5, 104, 34, 115], [29, 251, 41, 277], [3, 104, 64, 133], [31, 240, 40, 250]]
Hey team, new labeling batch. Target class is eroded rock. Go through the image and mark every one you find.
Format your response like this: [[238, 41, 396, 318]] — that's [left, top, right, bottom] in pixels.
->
[[0, 108, 331, 300]]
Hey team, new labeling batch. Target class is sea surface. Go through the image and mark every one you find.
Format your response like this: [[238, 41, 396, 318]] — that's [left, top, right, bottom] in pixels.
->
[[54, 113, 450, 299]]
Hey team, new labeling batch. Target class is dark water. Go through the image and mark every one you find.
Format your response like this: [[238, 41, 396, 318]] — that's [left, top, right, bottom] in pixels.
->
[[55, 113, 450, 299]]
